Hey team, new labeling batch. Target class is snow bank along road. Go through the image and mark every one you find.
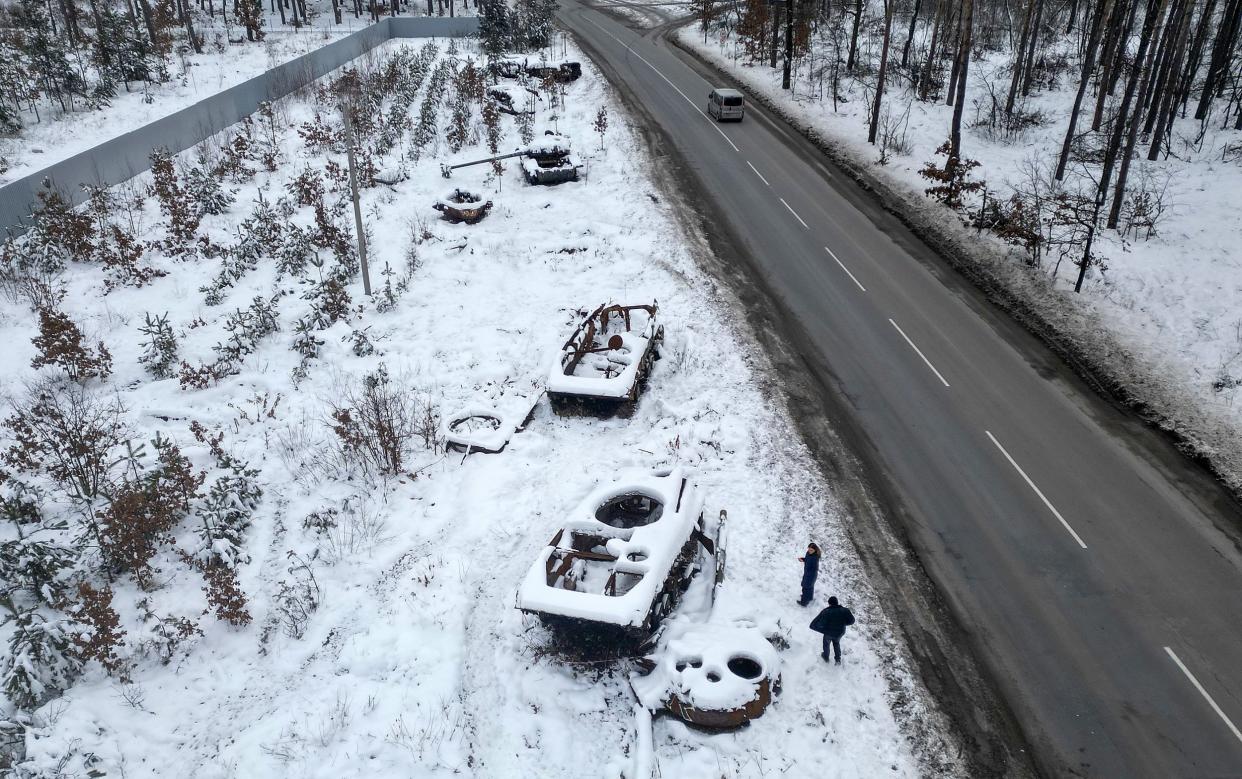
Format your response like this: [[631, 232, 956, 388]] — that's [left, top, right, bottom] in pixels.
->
[[556, 2, 1242, 777]]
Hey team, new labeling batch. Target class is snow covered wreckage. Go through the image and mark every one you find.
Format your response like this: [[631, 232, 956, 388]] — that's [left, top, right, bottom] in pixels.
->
[[547, 302, 662, 413], [439, 134, 580, 185], [433, 188, 493, 224], [633, 622, 781, 729], [489, 55, 582, 83], [443, 392, 540, 455], [517, 468, 723, 646], [520, 133, 580, 185]]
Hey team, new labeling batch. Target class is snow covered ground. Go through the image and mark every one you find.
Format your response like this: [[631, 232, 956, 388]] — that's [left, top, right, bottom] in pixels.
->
[[0, 25, 366, 184], [1, 33, 957, 778], [681, 23, 1242, 490]]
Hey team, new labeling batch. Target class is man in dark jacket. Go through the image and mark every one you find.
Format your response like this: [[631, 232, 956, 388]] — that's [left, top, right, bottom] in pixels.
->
[[810, 596, 855, 664], [797, 542, 821, 606]]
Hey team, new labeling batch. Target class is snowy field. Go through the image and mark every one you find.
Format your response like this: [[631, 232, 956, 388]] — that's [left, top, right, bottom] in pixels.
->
[[681, 22, 1242, 490], [0, 34, 956, 778]]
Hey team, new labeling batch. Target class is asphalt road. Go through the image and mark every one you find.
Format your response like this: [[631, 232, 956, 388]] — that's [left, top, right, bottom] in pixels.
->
[[556, 4, 1242, 776]]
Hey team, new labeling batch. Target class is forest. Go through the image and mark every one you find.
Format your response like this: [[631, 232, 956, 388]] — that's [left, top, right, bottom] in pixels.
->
[[695, 0, 1241, 289]]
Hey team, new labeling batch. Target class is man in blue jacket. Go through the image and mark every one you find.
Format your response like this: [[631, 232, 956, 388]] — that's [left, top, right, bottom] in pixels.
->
[[797, 542, 821, 606], [810, 596, 855, 665]]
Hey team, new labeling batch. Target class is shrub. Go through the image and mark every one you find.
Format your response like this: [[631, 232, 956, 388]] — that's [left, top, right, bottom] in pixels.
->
[[149, 150, 200, 257], [29, 186, 94, 267], [201, 561, 252, 626], [4, 381, 128, 502], [70, 583, 126, 675], [30, 306, 112, 382], [329, 365, 440, 479], [86, 185, 164, 291], [276, 552, 319, 639], [919, 141, 985, 210], [277, 225, 315, 277], [138, 599, 202, 664], [95, 435, 203, 588]]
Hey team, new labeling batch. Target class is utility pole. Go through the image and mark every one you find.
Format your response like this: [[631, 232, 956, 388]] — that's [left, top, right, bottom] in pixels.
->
[[341, 106, 373, 297]]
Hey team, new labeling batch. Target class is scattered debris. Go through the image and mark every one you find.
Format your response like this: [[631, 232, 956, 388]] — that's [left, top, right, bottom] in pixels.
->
[[433, 188, 494, 224], [548, 302, 662, 413], [443, 392, 540, 455], [632, 622, 782, 730], [521, 133, 581, 185], [516, 468, 720, 647]]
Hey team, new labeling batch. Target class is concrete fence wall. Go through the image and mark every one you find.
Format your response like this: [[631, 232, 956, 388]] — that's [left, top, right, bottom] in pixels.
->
[[0, 15, 479, 236]]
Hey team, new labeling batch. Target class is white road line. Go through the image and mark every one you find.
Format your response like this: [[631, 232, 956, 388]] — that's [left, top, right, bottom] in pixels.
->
[[779, 198, 810, 229], [746, 161, 770, 186], [584, 17, 741, 152], [888, 318, 951, 388], [984, 430, 1089, 549], [824, 246, 866, 292], [1165, 647, 1242, 747]]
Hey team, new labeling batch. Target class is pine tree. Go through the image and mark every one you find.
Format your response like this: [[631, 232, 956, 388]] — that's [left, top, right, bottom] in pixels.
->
[[0, 489, 76, 608], [12, 0, 85, 112], [478, 0, 512, 56], [138, 312, 179, 378], [2, 608, 81, 710]]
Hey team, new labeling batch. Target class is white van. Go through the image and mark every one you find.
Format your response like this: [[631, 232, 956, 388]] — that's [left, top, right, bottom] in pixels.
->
[[707, 88, 745, 122]]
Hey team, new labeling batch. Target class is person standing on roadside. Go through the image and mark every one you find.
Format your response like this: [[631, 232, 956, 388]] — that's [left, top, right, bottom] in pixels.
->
[[797, 542, 821, 606], [810, 596, 855, 665]]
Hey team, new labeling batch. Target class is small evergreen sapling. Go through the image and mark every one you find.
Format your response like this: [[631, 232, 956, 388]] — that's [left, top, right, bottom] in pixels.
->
[[2, 608, 81, 710], [138, 312, 179, 379]]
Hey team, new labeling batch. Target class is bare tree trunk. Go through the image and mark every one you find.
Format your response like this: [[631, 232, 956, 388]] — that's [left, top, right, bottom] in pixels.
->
[[1175, 0, 1218, 112], [1098, 0, 1166, 216], [901, 0, 921, 69], [1007, 0, 1038, 115], [178, 0, 202, 53], [1144, 0, 1190, 133], [1020, 0, 1044, 95], [57, 0, 83, 45], [1057, 0, 1114, 179], [945, 3, 964, 103], [136, 0, 159, 48], [1109, 0, 1167, 228], [1093, 0, 1137, 131], [765, 3, 775, 68], [1149, 0, 1192, 157], [847, 0, 863, 70], [870, 0, 893, 142], [920, 0, 944, 99], [1196, 0, 1242, 118], [783, 0, 795, 88], [1073, 198, 1101, 292], [948, 0, 974, 167]]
